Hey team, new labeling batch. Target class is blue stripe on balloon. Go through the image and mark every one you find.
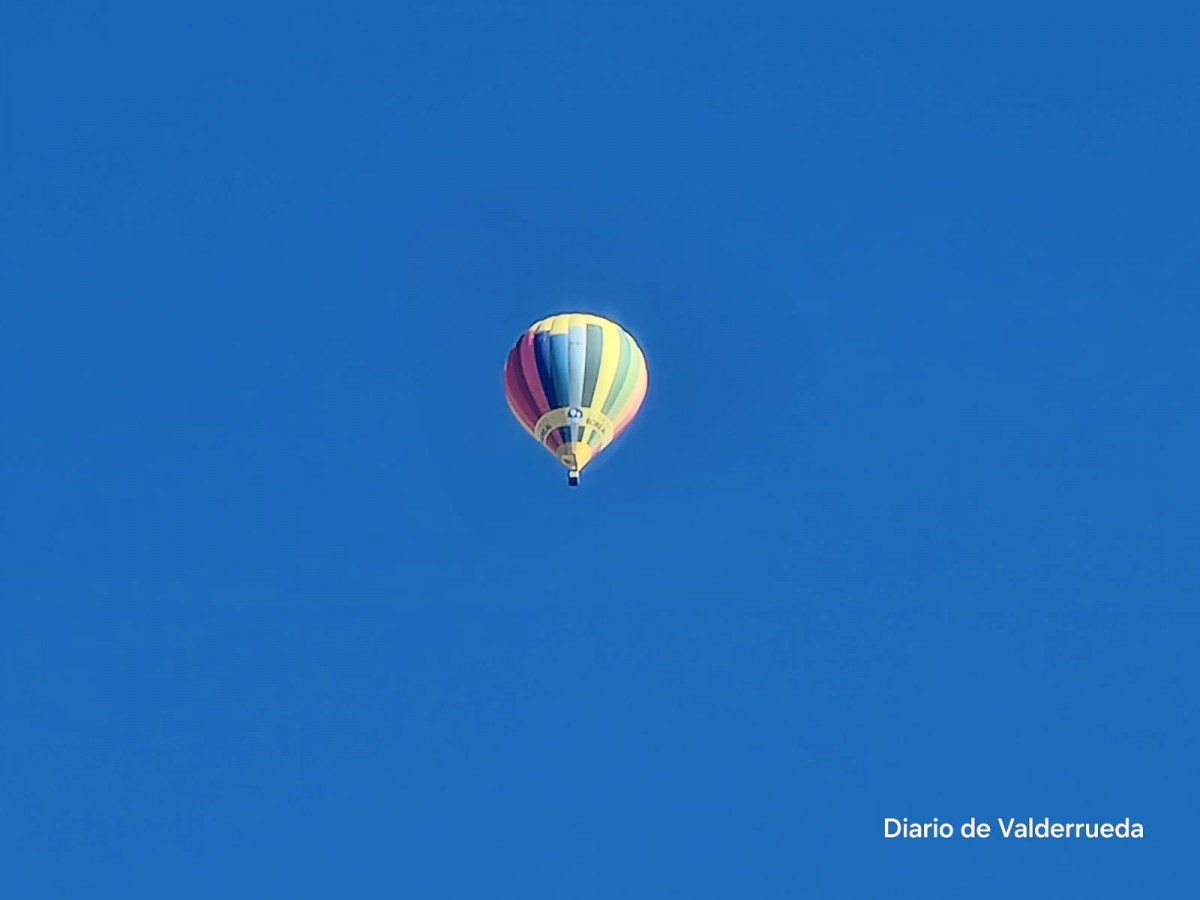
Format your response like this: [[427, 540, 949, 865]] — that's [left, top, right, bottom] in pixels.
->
[[534, 331, 560, 409], [549, 332, 570, 411]]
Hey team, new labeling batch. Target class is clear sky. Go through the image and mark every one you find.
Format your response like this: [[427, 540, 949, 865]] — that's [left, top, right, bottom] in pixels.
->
[[3, 1, 1197, 896]]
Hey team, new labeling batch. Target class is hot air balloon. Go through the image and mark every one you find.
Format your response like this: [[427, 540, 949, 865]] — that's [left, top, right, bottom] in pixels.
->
[[503, 312, 648, 486]]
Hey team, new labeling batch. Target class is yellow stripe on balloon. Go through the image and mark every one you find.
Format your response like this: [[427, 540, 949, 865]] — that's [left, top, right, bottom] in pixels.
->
[[607, 336, 644, 423], [589, 317, 623, 416]]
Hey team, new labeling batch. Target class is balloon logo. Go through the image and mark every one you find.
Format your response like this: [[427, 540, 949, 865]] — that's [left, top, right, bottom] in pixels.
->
[[503, 312, 648, 486]]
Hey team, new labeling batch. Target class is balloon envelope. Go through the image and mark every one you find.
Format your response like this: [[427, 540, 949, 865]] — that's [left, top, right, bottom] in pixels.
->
[[503, 312, 648, 484]]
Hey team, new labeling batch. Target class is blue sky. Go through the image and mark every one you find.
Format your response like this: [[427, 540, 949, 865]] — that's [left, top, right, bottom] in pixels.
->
[[2, 1, 1197, 896]]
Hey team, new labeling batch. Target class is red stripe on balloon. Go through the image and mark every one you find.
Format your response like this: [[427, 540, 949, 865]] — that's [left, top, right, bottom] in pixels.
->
[[504, 344, 539, 428], [518, 332, 552, 417]]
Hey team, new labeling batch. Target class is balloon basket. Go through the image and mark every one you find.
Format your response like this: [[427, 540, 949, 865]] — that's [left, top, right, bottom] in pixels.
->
[[567, 470, 580, 487]]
